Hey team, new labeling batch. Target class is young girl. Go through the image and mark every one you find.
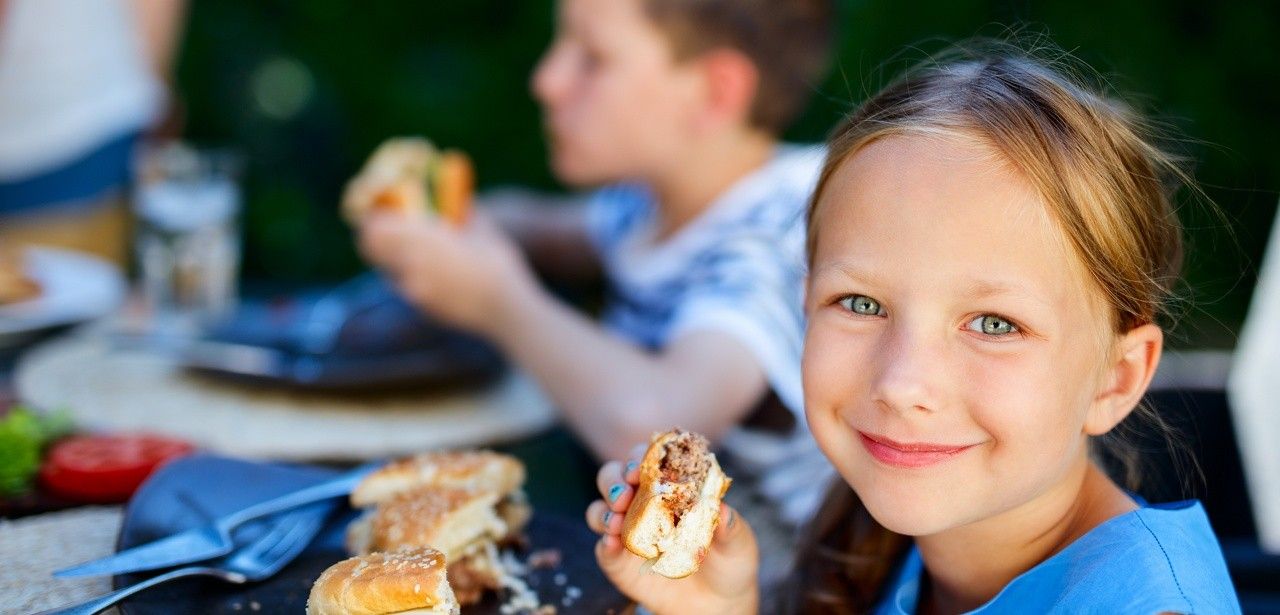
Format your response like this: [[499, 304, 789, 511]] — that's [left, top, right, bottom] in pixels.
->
[[585, 44, 1241, 613]]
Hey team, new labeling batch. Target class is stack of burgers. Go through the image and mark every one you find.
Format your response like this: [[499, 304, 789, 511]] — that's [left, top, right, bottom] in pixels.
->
[[308, 431, 734, 614], [309, 450, 531, 614]]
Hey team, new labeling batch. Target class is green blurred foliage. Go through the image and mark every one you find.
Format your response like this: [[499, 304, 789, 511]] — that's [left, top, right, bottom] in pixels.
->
[[0, 406, 72, 495], [175, 0, 1278, 348]]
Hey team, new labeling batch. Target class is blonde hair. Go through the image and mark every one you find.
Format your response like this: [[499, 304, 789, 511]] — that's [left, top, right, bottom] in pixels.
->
[[791, 41, 1195, 613], [807, 46, 1187, 332]]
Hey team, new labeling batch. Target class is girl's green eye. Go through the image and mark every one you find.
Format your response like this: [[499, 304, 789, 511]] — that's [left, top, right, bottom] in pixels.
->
[[839, 295, 884, 316], [968, 314, 1018, 336]]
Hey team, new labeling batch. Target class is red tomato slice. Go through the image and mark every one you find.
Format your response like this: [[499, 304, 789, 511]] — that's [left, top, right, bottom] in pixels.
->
[[39, 435, 196, 503]]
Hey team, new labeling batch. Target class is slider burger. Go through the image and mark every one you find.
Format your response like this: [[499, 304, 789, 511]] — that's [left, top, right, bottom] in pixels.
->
[[350, 450, 525, 508], [349, 450, 532, 540], [347, 488, 508, 561], [308, 547, 460, 615], [346, 451, 530, 606], [342, 137, 473, 225], [623, 429, 732, 578]]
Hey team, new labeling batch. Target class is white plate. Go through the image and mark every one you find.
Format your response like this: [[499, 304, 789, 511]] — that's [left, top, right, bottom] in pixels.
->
[[0, 247, 125, 347]]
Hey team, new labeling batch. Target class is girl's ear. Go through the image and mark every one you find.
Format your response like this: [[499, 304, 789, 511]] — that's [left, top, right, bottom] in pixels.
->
[[1085, 323, 1163, 435]]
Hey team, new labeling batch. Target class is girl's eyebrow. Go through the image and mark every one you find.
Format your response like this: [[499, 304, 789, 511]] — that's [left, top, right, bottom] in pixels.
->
[[812, 261, 1054, 309], [962, 277, 1053, 309], [810, 260, 887, 287]]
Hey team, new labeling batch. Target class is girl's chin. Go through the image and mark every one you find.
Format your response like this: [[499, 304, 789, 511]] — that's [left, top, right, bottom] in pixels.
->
[[850, 476, 970, 537], [860, 496, 959, 537]]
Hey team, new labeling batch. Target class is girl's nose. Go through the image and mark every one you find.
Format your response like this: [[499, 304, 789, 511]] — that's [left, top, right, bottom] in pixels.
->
[[870, 326, 944, 416]]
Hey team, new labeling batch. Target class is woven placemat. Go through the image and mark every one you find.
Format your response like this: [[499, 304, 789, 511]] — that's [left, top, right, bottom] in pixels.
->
[[15, 334, 557, 461], [0, 506, 122, 614]]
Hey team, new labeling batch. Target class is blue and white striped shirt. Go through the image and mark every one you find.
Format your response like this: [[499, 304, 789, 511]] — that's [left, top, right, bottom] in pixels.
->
[[586, 144, 833, 524]]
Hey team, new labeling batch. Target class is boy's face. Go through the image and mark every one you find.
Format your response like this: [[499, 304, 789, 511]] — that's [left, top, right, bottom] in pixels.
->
[[532, 0, 703, 186], [803, 134, 1120, 537]]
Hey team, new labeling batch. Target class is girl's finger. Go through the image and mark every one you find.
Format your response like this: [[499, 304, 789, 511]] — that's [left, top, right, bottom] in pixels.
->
[[585, 499, 625, 536], [712, 504, 755, 556], [595, 531, 625, 559], [586, 499, 609, 534], [715, 503, 737, 539], [628, 442, 648, 462], [595, 461, 623, 497], [622, 442, 648, 484], [595, 461, 635, 513]]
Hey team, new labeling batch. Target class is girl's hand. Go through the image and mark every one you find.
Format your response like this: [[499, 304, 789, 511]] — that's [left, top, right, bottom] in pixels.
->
[[586, 444, 759, 615]]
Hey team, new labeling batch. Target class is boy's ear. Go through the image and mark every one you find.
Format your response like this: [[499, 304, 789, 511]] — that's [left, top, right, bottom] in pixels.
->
[[1084, 323, 1163, 436], [694, 48, 759, 132]]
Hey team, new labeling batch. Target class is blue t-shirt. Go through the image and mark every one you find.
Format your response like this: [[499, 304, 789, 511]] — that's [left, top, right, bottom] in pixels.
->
[[877, 500, 1240, 614]]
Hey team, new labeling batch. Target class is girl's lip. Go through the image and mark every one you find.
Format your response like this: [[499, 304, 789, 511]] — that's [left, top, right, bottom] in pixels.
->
[[858, 431, 979, 468]]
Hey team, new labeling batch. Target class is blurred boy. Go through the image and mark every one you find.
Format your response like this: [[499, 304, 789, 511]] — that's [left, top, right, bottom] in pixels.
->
[[358, 0, 835, 524]]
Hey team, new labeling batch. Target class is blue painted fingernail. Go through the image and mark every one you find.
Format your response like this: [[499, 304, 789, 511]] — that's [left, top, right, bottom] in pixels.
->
[[603, 510, 613, 525], [625, 461, 638, 474], [608, 483, 625, 503], [727, 509, 736, 528]]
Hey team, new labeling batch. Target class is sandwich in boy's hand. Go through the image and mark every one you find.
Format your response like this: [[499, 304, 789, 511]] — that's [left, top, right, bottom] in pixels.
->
[[622, 429, 731, 579], [307, 547, 460, 615], [344, 450, 531, 606], [342, 137, 474, 226]]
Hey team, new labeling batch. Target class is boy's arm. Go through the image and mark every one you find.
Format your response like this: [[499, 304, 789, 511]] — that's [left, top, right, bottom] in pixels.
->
[[490, 281, 769, 461], [481, 189, 600, 283], [358, 213, 769, 461]]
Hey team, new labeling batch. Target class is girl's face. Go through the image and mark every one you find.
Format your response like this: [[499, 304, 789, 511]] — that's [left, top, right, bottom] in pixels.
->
[[803, 134, 1118, 536]]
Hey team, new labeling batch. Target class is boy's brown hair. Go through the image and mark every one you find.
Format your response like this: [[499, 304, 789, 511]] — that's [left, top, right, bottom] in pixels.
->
[[644, 0, 837, 134]]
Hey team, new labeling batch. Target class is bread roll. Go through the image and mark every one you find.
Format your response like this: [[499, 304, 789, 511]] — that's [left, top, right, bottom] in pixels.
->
[[307, 547, 459, 615], [351, 450, 525, 508], [346, 487, 507, 563], [622, 429, 732, 579], [342, 450, 532, 607]]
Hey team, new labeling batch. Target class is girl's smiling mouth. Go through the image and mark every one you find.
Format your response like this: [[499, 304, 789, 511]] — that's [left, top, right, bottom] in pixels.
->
[[858, 431, 981, 468]]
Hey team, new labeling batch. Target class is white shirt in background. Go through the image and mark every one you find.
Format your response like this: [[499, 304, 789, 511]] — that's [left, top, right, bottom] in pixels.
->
[[0, 0, 163, 180], [586, 144, 835, 525]]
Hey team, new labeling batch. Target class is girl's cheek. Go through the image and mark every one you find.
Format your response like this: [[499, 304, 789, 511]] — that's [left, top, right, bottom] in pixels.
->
[[803, 320, 875, 415], [962, 354, 1072, 462]]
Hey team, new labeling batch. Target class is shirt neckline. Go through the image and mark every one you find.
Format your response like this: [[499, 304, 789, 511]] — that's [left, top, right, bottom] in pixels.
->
[[889, 499, 1205, 614]]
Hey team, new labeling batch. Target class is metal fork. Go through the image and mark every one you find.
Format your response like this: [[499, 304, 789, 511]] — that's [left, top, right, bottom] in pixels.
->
[[56, 466, 368, 578], [35, 503, 330, 615]]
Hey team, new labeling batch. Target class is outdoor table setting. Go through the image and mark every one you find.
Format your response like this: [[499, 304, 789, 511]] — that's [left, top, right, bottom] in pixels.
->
[[0, 289, 624, 614], [0, 142, 628, 614], [4, 2, 1279, 612]]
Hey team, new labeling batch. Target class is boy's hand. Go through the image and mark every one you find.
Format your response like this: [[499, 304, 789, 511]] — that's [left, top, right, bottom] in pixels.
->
[[586, 444, 759, 615], [356, 210, 536, 336]]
